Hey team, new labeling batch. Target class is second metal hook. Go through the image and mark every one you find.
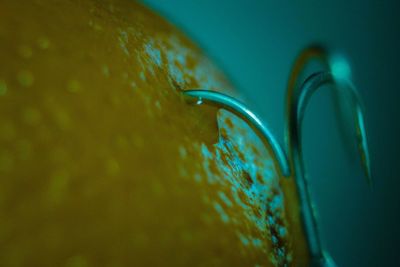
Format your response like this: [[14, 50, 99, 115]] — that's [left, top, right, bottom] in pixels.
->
[[182, 46, 371, 267]]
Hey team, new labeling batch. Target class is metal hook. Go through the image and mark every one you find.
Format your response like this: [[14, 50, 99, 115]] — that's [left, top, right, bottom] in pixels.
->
[[182, 90, 290, 177], [181, 46, 371, 267], [285, 46, 372, 266], [285, 46, 372, 186]]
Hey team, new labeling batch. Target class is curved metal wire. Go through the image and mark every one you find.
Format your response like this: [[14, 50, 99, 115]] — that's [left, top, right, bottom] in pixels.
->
[[285, 46, 372, 185], [182, 46, 371, 267], [182, 90, 290, 177], [285, 47, 372, 267]]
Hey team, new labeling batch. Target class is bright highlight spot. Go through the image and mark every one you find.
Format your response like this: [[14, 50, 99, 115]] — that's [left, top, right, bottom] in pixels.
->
[[331, 54, 351, 81]]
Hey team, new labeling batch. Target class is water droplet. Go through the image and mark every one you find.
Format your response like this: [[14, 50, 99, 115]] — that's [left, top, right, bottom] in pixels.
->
[[238, 233, 250, 246], [194, 173, 202, 183], [102, 64, 110, 77], [252, 238, 262, 247], [67, 80, 81, 93], [118, 29, 130, 56], [37, 37, 50, 50], [213, 201, 230, 223], [139, 71, 146, 81], [218, 191, 233, 207], [155, 100, 161, 110], [17, 70, 34, 87], [179, 145, 187, 158]]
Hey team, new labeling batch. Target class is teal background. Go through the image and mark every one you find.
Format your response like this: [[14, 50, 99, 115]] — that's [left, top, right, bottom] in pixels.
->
[[142, 1, 400, 266]]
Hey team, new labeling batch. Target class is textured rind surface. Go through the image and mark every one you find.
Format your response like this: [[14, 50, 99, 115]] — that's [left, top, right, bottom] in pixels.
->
[[0, 0, 309, 266]]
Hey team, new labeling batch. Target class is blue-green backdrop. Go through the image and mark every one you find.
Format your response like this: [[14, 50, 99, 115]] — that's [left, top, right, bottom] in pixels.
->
[[142, 1, 400, 266]]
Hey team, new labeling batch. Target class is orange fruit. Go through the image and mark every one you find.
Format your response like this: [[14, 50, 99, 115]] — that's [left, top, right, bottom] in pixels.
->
[[0, 0, 308, 266]]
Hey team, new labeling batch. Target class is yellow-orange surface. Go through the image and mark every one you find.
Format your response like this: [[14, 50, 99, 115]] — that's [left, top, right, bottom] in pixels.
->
[[0, 0, 309, 266]]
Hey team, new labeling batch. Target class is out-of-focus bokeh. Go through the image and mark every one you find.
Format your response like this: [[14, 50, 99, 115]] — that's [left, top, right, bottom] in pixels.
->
[[141, 1, 400, 266]]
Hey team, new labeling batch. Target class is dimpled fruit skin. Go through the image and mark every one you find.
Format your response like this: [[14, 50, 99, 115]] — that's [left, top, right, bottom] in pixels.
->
[[0, 0, 310, 266]]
